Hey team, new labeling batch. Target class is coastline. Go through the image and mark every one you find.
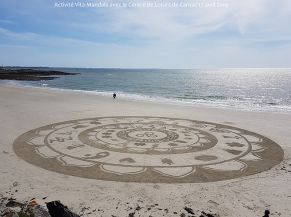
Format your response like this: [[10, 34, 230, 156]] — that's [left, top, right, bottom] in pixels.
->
[[0, 67, 77, 81], [1, 81, 291, 115], [0, 84, 291, 216]]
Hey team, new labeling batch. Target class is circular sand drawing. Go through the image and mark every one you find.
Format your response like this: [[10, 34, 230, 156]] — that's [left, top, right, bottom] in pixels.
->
[[13, 117, 283, 183]]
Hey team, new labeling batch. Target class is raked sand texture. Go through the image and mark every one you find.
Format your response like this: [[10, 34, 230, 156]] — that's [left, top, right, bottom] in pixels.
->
[[1, 85, 291, 216]]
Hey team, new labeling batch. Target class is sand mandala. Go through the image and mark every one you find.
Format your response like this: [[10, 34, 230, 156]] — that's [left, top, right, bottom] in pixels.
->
[[13, 117, 283, 183]]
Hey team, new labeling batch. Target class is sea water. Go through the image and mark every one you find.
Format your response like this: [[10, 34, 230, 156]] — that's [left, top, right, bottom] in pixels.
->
[[2, 68, 291, 113]]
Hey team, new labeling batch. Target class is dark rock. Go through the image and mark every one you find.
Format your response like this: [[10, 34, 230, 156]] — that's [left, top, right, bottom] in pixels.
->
[[184, 206, 195, 215], [200, 211, 215, 217], [46, 200, 80, 217], [128, 212, 135, 217], [32, 205, 51, 217], [6, 200, 24, 207], [263, 209, 270, 217], [12, 182, 19, 187], [0, 68, 78, 81], [2, 211, 16, 217]]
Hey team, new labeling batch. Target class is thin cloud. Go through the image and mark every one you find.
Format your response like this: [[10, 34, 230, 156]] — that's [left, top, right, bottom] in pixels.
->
[[1, 0, 291, 67], [0, 27, 120, 48], [0, 27, 40, 40], [88, 0, 289, 41]]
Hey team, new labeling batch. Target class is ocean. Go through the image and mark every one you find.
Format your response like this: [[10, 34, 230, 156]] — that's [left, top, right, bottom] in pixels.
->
[[2, 68, 291, 113]]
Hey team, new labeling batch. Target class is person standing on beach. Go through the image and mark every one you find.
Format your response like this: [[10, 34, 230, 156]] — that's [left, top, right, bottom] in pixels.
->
[[113, 93, 116, 99]]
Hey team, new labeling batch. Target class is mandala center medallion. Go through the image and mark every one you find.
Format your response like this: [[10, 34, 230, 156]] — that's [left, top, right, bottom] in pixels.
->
[[13, 116, 284, 183], [78, 123, 217, 154], [121, 130, 172, 141]]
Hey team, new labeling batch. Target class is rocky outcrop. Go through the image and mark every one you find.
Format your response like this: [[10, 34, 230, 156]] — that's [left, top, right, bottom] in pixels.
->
[[0, 198, 79, 217], [0, 68, 78, 81]]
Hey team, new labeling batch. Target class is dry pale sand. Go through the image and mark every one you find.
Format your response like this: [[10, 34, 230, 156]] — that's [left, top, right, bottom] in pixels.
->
[[0, 85, 291, 217]]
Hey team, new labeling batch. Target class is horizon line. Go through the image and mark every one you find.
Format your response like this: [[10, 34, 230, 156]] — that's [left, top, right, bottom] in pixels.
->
[[2, 65, 291, 70]]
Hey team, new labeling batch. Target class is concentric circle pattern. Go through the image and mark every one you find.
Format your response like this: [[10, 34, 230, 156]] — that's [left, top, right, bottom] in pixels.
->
[[13, 117, 283, 183]]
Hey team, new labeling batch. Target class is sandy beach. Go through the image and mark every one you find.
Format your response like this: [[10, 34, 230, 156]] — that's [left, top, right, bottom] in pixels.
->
[[1, 84, 291, 217]]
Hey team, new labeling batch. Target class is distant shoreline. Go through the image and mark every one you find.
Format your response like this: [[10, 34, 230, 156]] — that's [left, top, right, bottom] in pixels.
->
[[1, 67, 291, 114], [0, 67, 78, 81], [1, 82, 291, 115]]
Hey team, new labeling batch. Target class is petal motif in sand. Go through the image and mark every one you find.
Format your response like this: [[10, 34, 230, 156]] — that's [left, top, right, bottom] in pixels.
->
[[202, 160, 247, 172], [35, 146, 60, 158], [251, 143, 265, 151], [240, 153, 262, 161], [36, 129, 54, 136], [58, 156, 96, 167], [153, 166, 195, 178], [243, 134, 262, 143], [27, 136, 45, 146], [101, 165, 145, 175]]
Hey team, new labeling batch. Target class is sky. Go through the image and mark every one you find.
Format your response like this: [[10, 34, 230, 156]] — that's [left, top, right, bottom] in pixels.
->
[[0, 0, 291, 68]]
